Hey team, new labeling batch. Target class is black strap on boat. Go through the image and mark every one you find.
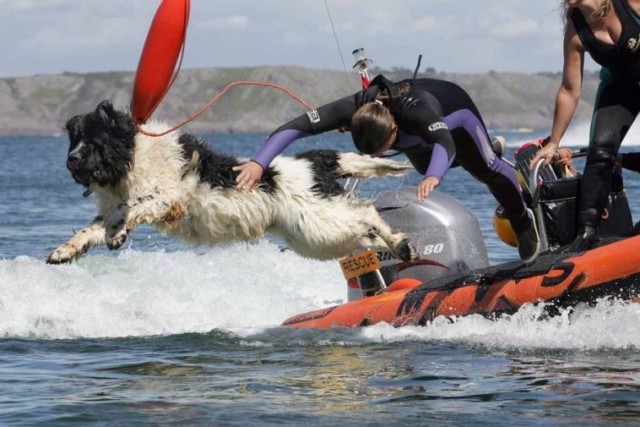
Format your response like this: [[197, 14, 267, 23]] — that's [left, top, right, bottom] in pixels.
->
[[371, 74, 411, 113]]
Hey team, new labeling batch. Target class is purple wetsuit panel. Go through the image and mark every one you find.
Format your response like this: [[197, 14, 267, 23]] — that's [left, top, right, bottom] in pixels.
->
[[441, 109, 527, 230], [442, 109, 520, 189], [425, 143, 453, 180], [252, 129, 309, 170]]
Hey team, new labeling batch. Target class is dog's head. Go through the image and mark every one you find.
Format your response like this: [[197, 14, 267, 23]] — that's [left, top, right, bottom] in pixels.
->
[[64, 101, 137, 187]]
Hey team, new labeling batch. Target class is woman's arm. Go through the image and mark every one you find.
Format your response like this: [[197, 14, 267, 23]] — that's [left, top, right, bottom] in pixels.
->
[[234, 93, 362, 190], [400, 103, 456, 200], [530, 20, 585, 168]]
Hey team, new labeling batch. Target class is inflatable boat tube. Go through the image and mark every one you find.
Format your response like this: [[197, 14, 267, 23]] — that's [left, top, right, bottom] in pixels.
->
[[282, 235, 640, 328]]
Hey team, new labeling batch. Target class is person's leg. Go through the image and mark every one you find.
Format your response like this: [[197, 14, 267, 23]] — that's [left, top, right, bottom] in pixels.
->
[[567, 82, 639, 252], [443, 111, 529, 231], [449, 117, 538, 262]]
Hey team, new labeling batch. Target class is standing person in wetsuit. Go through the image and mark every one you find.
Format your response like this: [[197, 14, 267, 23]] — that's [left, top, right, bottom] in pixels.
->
[[530, 0, 640, 252], [234, 75, 541, 262]]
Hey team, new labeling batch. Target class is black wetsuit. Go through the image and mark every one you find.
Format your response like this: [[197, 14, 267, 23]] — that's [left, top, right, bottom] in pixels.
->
[[251, 75, 531, 233], [571, 0, 640, 226]]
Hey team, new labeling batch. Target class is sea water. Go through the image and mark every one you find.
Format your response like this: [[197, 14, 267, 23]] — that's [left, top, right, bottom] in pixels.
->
[[0, 127, 639, 426]]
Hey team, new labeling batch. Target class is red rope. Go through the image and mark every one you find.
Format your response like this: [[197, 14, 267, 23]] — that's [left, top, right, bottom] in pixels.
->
[[136, 80, 316, 137]]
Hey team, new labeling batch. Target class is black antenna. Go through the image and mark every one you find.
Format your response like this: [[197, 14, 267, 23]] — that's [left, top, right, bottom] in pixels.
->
[[412, 54, 423, 80]]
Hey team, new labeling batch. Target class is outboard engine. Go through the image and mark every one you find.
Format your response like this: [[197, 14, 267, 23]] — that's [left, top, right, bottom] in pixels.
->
[[344, 188, 489, 301]]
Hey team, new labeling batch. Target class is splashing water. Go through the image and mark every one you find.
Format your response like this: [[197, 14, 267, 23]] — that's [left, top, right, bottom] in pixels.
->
[[1, 241, 638, 352]]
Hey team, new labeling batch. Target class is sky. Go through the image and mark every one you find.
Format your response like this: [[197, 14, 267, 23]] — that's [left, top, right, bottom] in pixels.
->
[[0, 0, 594, 78]]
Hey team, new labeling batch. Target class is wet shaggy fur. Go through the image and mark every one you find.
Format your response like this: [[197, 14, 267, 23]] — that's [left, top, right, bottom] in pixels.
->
[[46, 101, 418, 264]]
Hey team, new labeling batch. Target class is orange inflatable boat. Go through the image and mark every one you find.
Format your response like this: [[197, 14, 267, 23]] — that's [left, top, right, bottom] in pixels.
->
[[283, 237, 640, 328], [283, 138, 640, 329]]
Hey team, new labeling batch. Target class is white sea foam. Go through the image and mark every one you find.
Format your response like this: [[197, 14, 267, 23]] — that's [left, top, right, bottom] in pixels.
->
[[356, 300, 640, 350], [0, 242, 344, 339], [1, 242, 638, 350], [505, 119, 640, 147]]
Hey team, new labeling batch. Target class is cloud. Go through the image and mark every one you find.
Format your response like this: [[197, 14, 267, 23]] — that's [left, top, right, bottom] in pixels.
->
[[410, 16, 449, 33], [195, 16, 250, 32], [0, 0, 73, 12], [0, 0, 578, 77], [20, 15, 141, 55], [487, 19, 541, 38]]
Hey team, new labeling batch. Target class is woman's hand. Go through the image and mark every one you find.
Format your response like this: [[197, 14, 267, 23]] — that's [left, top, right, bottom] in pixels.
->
[[529, 142, 559, 169], [233, 160, 264, 191], [417, 176, 440, 201]]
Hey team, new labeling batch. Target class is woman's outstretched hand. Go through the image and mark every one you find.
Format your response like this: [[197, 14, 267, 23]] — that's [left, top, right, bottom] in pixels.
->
[[233, 160, 264, 191], [417, 176, 440, 201]]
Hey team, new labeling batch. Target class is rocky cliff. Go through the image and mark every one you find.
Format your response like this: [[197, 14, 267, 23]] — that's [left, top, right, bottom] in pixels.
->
[[0, 66, 600, 136]]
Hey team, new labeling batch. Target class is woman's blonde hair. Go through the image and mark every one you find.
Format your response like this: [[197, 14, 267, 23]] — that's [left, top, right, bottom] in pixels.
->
[[563, 0, 611, 24], [351, 102, 394, 154]]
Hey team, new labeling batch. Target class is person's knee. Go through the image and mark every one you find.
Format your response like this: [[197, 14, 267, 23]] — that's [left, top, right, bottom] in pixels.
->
[[587, 143, 617, 168]]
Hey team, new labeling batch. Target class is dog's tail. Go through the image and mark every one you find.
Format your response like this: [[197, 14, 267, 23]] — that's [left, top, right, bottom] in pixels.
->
[[337, 152, 412, 179]]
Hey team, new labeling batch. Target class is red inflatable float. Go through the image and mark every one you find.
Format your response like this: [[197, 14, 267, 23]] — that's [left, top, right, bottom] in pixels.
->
[[131, 0, 190, 125]]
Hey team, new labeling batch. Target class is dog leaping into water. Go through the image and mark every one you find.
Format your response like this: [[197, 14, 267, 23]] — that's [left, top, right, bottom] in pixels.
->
[[46, 101, 419, 264]]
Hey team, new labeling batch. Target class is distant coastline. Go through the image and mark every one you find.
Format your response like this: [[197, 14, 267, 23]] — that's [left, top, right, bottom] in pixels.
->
[[0, 66, 601, 137]]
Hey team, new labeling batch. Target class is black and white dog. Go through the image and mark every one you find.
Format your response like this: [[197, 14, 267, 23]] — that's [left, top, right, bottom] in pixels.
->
[[46, 101, 418, 264]]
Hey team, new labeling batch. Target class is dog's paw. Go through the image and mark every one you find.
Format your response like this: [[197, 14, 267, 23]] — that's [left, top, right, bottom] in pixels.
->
[[106, 229, 127, 250], [397, 239, 420, 262], [46, 244, 78, 264]]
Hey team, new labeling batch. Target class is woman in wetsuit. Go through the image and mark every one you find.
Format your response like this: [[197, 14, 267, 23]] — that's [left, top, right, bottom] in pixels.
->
[[234, 75, 541, 262], [530, 0, 640, 252]]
